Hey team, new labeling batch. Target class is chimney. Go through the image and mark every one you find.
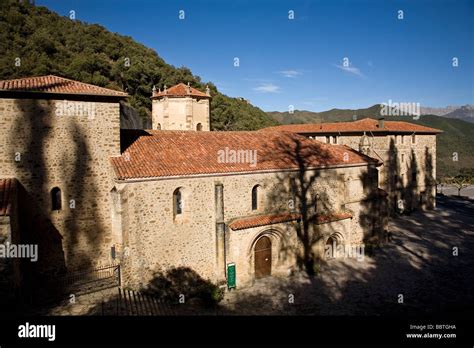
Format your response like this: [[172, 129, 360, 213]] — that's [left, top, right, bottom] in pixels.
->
[[186, 82, 191, 94], [163, 85, 167, 94], [378, 117, 385, 129], [205, 85, 211, 96], [152, 85, 156, 96]]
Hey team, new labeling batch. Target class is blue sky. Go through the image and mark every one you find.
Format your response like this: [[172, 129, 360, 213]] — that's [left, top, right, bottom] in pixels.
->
[[38, 0, 473, 112]]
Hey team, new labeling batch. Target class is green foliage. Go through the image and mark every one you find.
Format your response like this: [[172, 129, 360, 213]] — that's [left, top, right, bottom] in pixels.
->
[[312, 261, 321, 276], [200, 283, 225, 306], [0, 0, 277, 130], [443, 167, 474, 195]]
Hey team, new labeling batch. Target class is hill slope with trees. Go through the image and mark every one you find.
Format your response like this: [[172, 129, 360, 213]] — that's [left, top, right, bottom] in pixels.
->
[[0, 0, 277, 130]]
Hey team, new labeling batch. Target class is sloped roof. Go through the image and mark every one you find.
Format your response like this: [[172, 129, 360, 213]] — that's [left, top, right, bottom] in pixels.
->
[[0, 75, 128, 97], [228, 211, 353, 230], [151, 83, 210, 99], [262, 118, 442, 134], [229, 213, 302, 231], [0, 178, 17, 217], [315, 212, 353, 225], [111, 130, 379, 180]]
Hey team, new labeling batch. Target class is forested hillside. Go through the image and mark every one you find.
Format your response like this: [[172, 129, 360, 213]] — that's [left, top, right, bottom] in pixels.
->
[[0, 0, 277, 130]]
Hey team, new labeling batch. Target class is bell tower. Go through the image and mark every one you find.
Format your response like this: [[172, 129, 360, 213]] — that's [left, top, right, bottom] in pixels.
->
[[151, 83, 211, 131], [359, 132, 371, 155]]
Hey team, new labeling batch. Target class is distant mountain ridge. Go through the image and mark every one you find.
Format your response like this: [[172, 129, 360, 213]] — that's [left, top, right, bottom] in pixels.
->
[[419, 105, 460, 116], [268, 104, 474, 125], [442, 105, 474, 123]]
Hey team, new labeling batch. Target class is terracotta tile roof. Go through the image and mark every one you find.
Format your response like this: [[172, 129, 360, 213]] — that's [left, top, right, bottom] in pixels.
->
[[0, 178, 17, 217], [228, 213, 302, 231], [111, 130, 379, 180], [151, 83, 210, 99], [0, 75, 128, 97], [262, 118, 442, 134], [228, 211, 353, 230], [315, 212, 353, 225]]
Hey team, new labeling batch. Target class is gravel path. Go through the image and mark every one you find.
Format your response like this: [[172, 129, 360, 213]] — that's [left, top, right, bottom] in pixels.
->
[[219, 195, 474, 316]]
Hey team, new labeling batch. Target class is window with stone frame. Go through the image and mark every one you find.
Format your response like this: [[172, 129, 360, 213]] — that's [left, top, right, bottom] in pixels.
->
[[251, 185, 261, 211], [173, 187, 184, 216], [51, 187, 62, 211]]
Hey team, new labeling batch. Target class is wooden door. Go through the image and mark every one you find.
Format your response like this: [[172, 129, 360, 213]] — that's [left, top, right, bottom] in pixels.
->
[[254, 236, 271, 278]]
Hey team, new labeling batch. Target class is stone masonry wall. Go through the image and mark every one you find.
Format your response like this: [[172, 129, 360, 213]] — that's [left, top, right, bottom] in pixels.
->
[[0, 97, 121, 270], [309, 133, 437, 210], [152, 97, 210, 131], [118, 163, 378, 288]]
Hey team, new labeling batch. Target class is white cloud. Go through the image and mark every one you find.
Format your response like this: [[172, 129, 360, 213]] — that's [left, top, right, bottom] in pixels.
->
[[253, 83, 281, 93], [334, 63, 364, 77], [278, 70, 302, 78]]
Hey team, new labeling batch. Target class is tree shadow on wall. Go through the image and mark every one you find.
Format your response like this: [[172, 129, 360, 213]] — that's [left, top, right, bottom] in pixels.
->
[[258, 132, 386, 278], [260, 133, 339, 276], [424, 146, 435, 208], [7, 98, 105, 312], [61, 121, 103, 270], [220, 197, 474, 317], [386, 138, 402, 215], [215, 135, 473, 317]]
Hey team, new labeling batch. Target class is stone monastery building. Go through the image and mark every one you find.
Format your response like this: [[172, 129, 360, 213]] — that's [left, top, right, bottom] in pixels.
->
[[0, 75, 440, 292]]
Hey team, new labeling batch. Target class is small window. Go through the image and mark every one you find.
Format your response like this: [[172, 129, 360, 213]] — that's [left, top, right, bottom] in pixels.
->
[[289, 177, 297, 205], [173, 188, 183, 216], [333, 136, 338, 144], [326, 136, 330, 143], [411, 134, 416, 144], [252, 185, 259, 211], [196, 123, 203, 131], [401, 135, 405, 144], [401, 153, 405, 163], [157, 123, 162, 130], [51, 187, 62, 211]]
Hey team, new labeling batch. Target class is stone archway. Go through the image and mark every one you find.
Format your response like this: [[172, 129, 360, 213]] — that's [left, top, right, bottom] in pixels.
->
[[247, 228, 287, 282], [254, 236, 272, 279], [325, 232, 344, 259]]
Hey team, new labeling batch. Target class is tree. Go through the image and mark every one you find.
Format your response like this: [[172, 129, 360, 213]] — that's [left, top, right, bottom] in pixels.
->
[[448, 168, 474, 196], [0, 0, 278, 130]]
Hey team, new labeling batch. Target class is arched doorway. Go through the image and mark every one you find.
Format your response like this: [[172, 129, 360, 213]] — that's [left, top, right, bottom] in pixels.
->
[[254, 236, 271, 278], [325, 233, 344, 259]]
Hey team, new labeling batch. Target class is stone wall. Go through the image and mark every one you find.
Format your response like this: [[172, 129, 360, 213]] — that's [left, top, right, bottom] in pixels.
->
[[0, 97, 121, 270], [117, 163, 382, 289], [308, 133, 437, 211], [152, 97, 210, 131]]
